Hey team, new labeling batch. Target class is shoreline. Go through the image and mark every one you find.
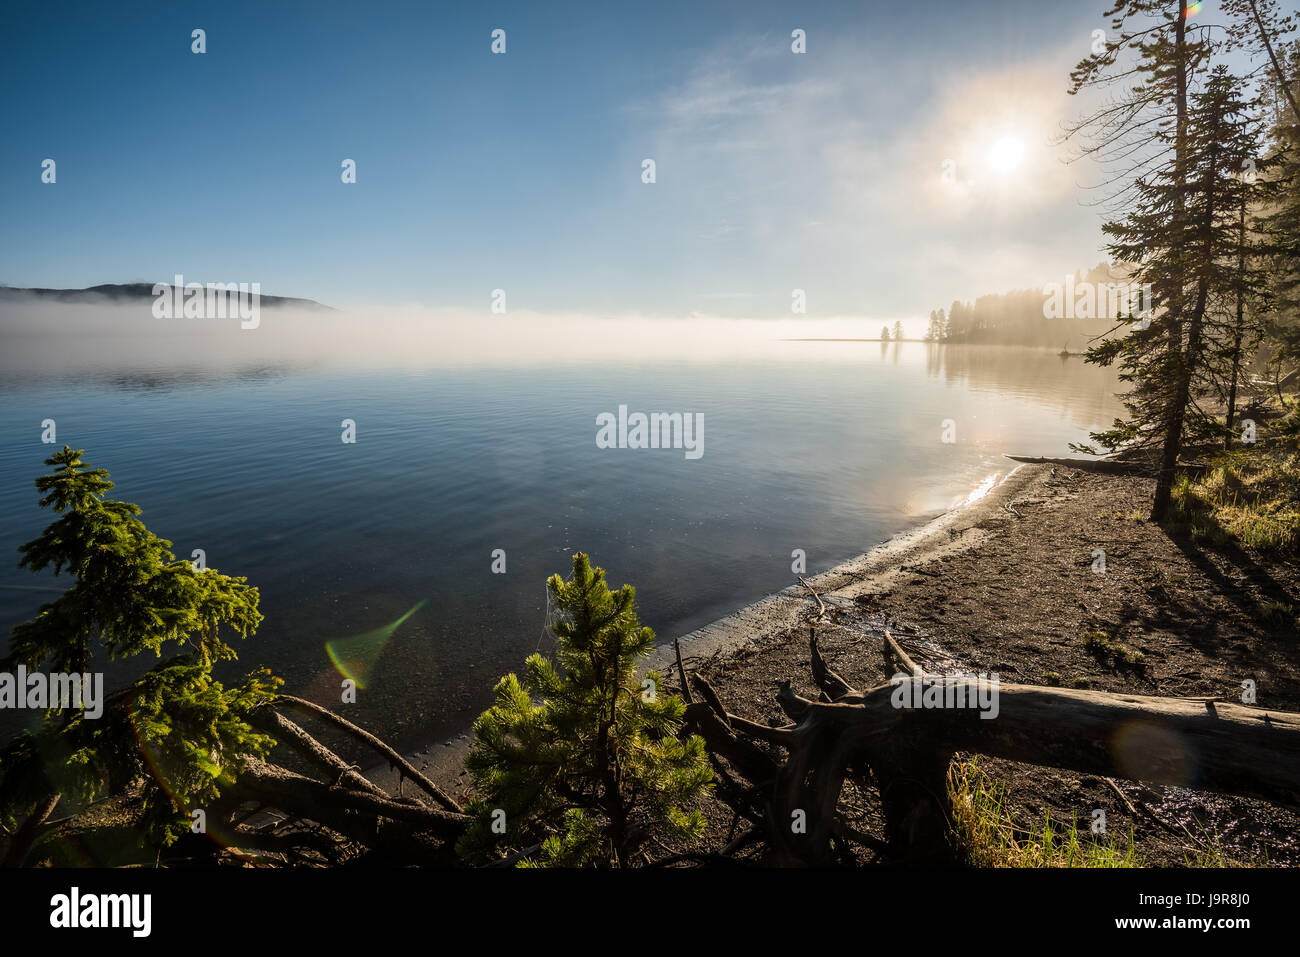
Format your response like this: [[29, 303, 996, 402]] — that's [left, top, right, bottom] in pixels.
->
[[686, 459, 1300, 866], [366, 464, 1038, 799]]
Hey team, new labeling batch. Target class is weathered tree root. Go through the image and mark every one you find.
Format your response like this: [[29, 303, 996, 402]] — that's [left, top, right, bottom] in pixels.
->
[[226, 759, 467, 866], [684, 627, 1300, 867]]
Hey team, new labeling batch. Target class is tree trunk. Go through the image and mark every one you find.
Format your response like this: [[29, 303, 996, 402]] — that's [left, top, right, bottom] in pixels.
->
[[228, 759, 466, 865], [1151, 400, 1186, 520], [1154, 98, 1223, 520], [1003, 455, 1146, 475], [1152, 5, 1192, 522], [1, 792, 60, 867], [1226, 193, 1248, 449]]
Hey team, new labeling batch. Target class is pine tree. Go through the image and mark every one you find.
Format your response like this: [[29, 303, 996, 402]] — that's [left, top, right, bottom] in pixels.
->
[[1212, 136, 1281, 447], [1260, 40, 1300, 376], [0, 447, 280, 859], [893, 320, 904, 342], [1223, 0, 1299, 125], [880, 325, 890, 341], [1220, 183, 1265, 447], [948, 300, 970, 340], [926, 308, 947, 342], [459, 552, 712, 867], [1077, 68, 1274, 517], [1065, 2, 1256, 518]]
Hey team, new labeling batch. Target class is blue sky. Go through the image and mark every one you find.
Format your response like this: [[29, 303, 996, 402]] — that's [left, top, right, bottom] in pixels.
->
[[2, 0, 1127, 319]]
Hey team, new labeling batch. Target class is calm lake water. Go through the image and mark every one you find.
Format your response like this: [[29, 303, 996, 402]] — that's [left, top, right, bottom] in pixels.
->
[[0, 309, 1124, 749]]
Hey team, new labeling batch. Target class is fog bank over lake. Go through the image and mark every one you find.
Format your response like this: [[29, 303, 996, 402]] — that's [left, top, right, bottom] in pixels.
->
[[3, 300, 979, 372]]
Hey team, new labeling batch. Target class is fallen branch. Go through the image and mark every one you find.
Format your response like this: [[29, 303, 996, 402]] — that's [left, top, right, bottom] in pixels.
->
[[1102, 776, 1197, 846], [249, 708, 388, 798], [901, 564, 942, 577], [1004, 454, 1147, 475], [272, 694, 461, 813], [809, 628, 854, 700], [673, 638, 694, 704], [690, 675, 732, 731], [697, 641, 1300, 867], [798, 575, 827, 619], [231, 759, 467, 865], [882, 629, 919, 676]]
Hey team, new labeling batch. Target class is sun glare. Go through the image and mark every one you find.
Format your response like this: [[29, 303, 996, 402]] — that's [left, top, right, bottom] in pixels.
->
[[986, 135, 1025, 175]]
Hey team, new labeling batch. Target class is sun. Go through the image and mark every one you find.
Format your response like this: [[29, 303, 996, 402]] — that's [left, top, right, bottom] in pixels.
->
[[986, 135, 1025, 175]]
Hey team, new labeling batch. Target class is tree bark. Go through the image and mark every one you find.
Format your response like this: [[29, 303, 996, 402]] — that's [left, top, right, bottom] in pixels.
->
[[249, 708, 389, 798], [1154, 87, 1224, 520]]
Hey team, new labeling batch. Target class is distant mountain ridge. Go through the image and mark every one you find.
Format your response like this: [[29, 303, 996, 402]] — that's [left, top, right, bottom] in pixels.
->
[[0, 283, 332, 310]]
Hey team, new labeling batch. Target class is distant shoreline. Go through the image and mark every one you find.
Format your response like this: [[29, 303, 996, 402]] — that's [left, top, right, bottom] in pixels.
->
[[0, 283, 331, 311], [779, 339, 1078, 345]]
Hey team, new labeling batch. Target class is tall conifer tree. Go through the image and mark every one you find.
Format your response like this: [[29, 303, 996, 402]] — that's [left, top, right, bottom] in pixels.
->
[[1078, 69, 1275, 515]]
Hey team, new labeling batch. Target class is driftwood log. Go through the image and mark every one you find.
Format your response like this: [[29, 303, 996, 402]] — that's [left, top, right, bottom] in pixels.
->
[[1002, 453, 1222, 476], [682, 628, 1300, 866], [1003, 454, 1147, 475]]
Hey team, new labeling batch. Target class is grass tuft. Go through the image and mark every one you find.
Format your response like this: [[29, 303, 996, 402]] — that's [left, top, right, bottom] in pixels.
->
[[1172, 443, 1300, 553], [1081, 629, 1146, 672], [947, 759, 1139, 867]]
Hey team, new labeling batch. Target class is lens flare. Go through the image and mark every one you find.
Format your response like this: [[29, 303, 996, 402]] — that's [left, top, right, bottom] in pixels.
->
[[324, 599, 429, 689], [1111, 720, 1195, 787]]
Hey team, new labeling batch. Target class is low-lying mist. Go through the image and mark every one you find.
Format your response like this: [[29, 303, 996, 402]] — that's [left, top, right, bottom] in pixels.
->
[[0, 295, 920, 382]]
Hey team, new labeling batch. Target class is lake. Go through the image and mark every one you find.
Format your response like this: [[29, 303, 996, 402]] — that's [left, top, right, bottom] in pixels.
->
[[0, 308, 1125, 749]]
